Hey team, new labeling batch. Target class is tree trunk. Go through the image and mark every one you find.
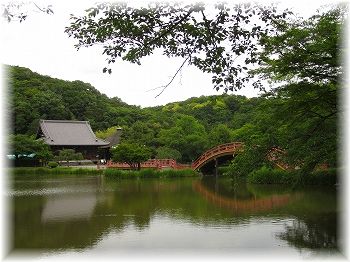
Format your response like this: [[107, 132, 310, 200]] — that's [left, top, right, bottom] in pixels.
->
[[128, 162, 136, 170]]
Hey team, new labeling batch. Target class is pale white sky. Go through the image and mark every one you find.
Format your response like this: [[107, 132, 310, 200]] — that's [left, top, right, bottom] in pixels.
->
[[0, 0, 340, 107]]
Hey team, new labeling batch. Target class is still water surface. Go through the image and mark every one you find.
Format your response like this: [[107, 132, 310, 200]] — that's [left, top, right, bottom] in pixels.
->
[[8, 175, 340, 258]]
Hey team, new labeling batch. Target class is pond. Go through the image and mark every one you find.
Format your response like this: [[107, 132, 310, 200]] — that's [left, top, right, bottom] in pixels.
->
[[6, 175, 342, 259]]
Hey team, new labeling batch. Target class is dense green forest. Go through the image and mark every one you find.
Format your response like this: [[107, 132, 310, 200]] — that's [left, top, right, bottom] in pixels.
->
[[8, 64, 261, 163], [7, 65, 145, 134]]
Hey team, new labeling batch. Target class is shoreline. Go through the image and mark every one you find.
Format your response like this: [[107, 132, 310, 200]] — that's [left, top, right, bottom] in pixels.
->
[[8, 166, 338, 186], [9, 167, 199, 178]]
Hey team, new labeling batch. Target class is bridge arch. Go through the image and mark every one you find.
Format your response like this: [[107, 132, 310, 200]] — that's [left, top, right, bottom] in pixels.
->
[[191, 142, 244, 171], [191, 142, 288, 173]]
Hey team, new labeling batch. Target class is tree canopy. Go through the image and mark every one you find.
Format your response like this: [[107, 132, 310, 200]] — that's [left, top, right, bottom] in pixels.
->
[[54, 149, 83, 167], [111, 143, 152, 170], [229, 7, 346, 174], [65, 2, 292, 92], [95, 126, 121, 139], [2, 2, 53, 22], [10, 134, 53, 165], [254, 7, 345, 84], [155, 147, 182, 162], [8, 65, 144, 134]]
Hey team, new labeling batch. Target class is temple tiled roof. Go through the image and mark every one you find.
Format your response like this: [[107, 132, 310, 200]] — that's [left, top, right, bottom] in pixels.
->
[[37, 120, 109, 146]]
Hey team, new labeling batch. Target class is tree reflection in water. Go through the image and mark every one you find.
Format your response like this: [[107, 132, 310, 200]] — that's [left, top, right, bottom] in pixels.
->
[[193, 177, 338, 251], [277, 214, 337, 250], [10, 176, 338, 253]]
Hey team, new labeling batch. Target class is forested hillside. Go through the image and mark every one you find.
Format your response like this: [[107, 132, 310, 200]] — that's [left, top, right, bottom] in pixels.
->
[[7, 65, 145, 134], [8, 65, 264, 162]]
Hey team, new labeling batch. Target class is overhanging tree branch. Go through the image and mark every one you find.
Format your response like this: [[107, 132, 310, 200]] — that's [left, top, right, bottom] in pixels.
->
[[153, 55, 191, 98], [2, 2, 53, 22], [65, 2, 294, 93]]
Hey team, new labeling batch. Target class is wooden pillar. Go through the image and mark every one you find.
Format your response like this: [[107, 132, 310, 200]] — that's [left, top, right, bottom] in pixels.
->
[[215, 158, 218, 177]]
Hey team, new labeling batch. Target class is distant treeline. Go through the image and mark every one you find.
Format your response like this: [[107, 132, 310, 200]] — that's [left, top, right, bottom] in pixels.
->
[[8, 65, 263, 163]]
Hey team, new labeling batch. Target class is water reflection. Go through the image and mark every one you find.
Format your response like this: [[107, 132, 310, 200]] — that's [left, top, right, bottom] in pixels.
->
[[277, 216, 337, 250], [10, 176, 338, 254], [41, 194, 97, 222], [192, 179, 302, 214]]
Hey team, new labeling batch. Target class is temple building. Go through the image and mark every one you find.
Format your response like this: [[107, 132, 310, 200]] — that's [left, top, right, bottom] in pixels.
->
[[36, 119, 110, 161]]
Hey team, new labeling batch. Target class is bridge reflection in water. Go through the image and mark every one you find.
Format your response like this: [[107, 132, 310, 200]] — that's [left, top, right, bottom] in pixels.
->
[[192, 180, 302, 214]]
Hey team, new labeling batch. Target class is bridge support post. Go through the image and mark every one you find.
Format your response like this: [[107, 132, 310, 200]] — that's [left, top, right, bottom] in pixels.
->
[[215, 158, 218, 177]]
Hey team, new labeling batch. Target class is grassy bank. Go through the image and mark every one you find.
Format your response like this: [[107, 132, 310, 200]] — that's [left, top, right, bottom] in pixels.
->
[[246, 166, 338, 186], [11, 167, 198, 178], [11, 166, 337, 185], [104, 168, 197, 178], [11, 167, 104, 176]]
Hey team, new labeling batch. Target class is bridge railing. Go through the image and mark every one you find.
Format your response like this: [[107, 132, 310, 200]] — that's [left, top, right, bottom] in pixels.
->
[[191, 143, 290, 171], [107, 143, 290, 171], [266, 147, 290, 170], [191, 142, 244, 170]]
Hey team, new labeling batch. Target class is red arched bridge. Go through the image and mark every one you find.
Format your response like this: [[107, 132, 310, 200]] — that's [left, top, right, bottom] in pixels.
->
[[192, 142, 243, 171], [107, 142, 288, 172], [191, 142, 288, 173]]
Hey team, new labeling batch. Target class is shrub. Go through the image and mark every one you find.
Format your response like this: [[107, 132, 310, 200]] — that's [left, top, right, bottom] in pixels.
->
[[139, 169, 157, 178], [247, 166, 293, 184], [160, 169, 197, 178], [217, 166, 231, 176], [247, 166, 338, 186], [12, 167, 199, 178], [47, 161, 58, 168], [303, 168, 337, 185], [12, 166, 102, 176], [71, 168, 104, 175], [104, 168, 124, 177], [104, 168, 198, 179]]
